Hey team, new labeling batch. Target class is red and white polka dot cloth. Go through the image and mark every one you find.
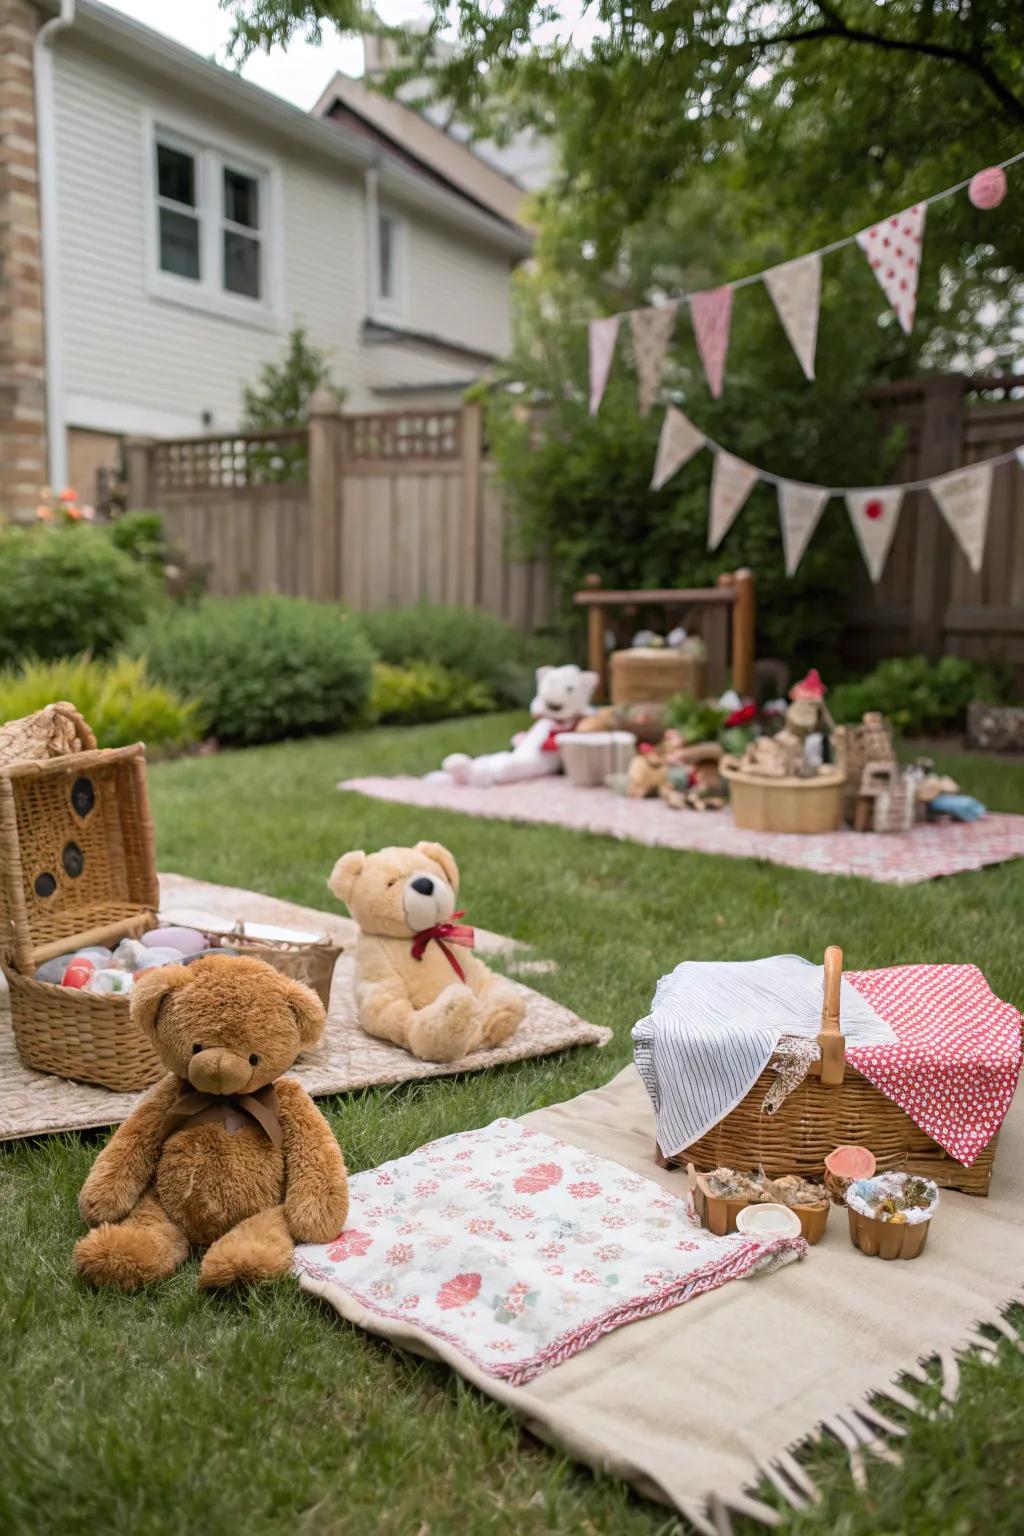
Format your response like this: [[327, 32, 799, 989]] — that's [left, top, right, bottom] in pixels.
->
[[845, 964, 1022, 1166]]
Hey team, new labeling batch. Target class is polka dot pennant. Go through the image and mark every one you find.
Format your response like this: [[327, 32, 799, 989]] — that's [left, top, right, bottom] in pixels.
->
[[845, 487, 904, 582], [855, 202, 927, 335]]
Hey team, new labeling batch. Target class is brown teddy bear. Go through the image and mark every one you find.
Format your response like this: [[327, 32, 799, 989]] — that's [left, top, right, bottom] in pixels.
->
[[328, 840, 526, 1063], [74, 954, 349, 1292]]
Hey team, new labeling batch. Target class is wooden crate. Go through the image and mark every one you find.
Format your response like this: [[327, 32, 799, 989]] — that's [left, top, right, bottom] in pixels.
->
[[610, 648, 706, 706]]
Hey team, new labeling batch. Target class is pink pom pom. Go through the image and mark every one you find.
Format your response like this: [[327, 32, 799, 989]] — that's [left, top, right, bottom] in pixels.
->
[[968, 167, 1007, 210]]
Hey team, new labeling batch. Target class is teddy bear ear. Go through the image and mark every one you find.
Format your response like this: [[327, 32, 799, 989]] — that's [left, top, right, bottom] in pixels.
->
[[534, 665, 553, 686], [328, 849, 366, 907], [130, 962, 192, 1044], [279, 974, 326, 1048], [414, 840, 459, 892], [578, 669, 600, 699]]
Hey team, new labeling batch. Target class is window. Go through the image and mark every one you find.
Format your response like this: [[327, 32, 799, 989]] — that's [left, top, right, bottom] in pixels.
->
[[376, 210, 405, 311], [156, 142, 200, 281], [150, 126, 278, 322]]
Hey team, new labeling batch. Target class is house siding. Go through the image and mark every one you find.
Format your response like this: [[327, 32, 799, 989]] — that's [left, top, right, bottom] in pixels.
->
[[50, 31, 516, 449]]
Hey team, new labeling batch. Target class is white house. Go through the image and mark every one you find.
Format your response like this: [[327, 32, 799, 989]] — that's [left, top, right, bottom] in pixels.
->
[[0, 0, 532, 510]]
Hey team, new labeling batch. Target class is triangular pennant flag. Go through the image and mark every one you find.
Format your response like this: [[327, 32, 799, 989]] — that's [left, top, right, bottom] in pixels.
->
[[930, 461, 994, 574], [763, 254, 821, 381], [778, 481, 830, 575], [629, 303, 678, 417], [688, 286, 733, 399], [845, 488, 904, 583], [708, 451, 759, 550], [1016, 446, 1024, 471], [650, 405, 706, 491], [855, 203, 926, 335], [588, 315, 620, 416]]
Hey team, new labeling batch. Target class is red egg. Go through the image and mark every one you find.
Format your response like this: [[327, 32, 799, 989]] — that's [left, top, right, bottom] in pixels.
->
[[62, 958, 95, 989], [968, 167, 1007, 210]]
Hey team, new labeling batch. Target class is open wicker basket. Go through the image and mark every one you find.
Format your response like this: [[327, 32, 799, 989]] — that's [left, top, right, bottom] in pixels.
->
[[0, 742, 340, 1091], [658, 946, 998, 1196]]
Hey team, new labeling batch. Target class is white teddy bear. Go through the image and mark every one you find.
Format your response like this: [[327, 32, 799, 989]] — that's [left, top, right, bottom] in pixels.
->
[[431, 664, 599, 788]]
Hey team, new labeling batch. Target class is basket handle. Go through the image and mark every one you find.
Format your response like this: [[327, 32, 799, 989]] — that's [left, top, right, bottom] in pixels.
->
[[817, 944, 845, 1086]]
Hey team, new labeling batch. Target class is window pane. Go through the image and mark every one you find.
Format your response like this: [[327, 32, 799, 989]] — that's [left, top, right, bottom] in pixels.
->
[[378, 213, 394, 299], [224, 229, 261, 298], [157, 143, 196, 207], [159, 207, 200, 279], [224, 167, 259, 229]]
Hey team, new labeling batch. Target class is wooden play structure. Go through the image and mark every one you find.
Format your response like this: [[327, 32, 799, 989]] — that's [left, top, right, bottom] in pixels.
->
[[575, 569, 756, 700]]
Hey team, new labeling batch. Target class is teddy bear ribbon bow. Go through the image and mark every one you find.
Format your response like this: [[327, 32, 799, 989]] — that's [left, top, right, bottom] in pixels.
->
[[409, 912, 475, 982], [159, 1083, 283, 1148]]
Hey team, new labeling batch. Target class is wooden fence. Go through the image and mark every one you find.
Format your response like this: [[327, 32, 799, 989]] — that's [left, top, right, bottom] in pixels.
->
[[849, 374, 1024, 677], [123, 395, 552, 631]]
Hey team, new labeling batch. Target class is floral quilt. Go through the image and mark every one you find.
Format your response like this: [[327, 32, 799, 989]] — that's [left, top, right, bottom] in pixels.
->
[[294, 1118, 805, 1385]]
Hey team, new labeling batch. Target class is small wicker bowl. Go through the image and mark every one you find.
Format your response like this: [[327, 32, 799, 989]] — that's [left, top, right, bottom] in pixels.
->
[[693, 1172, 830, 1245]]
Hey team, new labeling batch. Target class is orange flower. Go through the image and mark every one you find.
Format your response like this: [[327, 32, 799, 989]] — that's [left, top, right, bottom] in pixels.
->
[[59, 486, 78, 502], [35, 504, 53, 521]]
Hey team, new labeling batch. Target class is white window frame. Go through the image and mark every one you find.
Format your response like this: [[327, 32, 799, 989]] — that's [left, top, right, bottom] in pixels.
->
[[144, 113, 284, 331], [374, 206, 407, 321]]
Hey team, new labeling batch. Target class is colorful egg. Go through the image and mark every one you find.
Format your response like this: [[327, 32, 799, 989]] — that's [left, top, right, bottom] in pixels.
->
[[62, 958, 95, 989], [142, 926, 207, 955]]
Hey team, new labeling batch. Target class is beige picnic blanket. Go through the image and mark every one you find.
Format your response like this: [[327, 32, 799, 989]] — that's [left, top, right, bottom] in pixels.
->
[[302, 1064, 1024, 1531], [0, 876, 610, 1141]]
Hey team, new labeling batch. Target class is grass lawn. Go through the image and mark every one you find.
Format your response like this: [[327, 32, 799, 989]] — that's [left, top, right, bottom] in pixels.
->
[[2, 712, 1022, 1535]]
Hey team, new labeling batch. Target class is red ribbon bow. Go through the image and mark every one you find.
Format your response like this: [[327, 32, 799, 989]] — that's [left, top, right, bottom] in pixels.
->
[[409, 911, 475, 982]]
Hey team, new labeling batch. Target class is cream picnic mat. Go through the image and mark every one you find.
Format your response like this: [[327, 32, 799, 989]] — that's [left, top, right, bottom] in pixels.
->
[[0, 874, 610, 1141], [301, 1064, 1024, 1532]]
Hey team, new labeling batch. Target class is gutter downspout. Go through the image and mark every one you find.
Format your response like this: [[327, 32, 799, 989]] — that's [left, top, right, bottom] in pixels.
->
[[34, 0, 76, 491], [365, 160, 381, 324]]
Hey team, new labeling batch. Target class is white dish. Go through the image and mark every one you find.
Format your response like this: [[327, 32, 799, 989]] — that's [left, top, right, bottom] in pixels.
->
[[735, 1203, 802, 1240]]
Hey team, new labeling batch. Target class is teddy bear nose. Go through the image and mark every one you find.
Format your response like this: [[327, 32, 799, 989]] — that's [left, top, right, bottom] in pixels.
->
[[188, 1048, 252, 1096], [411, 876, 435, 896]]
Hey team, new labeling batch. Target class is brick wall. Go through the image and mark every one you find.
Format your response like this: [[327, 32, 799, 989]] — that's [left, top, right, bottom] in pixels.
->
[[0, 0, 47, 516]]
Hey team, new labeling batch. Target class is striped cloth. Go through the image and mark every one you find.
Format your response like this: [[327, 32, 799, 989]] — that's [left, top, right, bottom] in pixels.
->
[[632, 956, 895, 1159]]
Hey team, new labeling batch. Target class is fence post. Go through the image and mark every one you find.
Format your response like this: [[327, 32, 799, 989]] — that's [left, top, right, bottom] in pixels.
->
[[910, 376, 965, 657], [308, 389, 342, 601], [123, 436, 154, 509], [582, 574, 608, 699], [730, 567, 756, 697], [460, 402, 483, 604]]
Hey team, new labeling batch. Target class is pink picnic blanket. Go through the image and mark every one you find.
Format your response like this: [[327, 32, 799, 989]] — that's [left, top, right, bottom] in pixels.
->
[[846, 964, 1022, 1165]]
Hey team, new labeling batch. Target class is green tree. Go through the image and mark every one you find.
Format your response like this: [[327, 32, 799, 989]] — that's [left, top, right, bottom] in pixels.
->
[[224, 3, 1024, 668], [240, 324, 345, 483]]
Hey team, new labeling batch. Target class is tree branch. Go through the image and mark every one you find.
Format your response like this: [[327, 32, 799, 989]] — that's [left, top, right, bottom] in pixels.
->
[[763, 9, 1024, 125]]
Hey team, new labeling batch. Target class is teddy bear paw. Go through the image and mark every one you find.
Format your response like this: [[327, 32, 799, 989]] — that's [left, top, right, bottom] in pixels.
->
[[441, 753, 473, 784], [480, 993, 526, 1048], [408, 985, 479, 1062], [74, 1221, 179, 1290]]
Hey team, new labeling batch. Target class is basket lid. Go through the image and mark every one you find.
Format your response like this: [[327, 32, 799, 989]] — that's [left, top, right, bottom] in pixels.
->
[[0, 743, 159, 973]]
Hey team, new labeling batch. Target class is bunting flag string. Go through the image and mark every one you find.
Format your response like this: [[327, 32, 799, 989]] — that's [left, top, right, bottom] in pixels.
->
[[647, 402, 1024, 581], [587, 148, 1024, 412]]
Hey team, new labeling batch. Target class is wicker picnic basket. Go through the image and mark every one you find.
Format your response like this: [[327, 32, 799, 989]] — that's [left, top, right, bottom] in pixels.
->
[[0, 741, 341, 1091], [660, 946, 998, 1196]]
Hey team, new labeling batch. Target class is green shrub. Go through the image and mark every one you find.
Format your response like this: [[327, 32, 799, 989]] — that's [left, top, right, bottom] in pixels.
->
[[371, 661, 495, 724], [108, 511, 171, 571], [0, 525, 159, 666], [134, 595, 375, 745], [0, 656, 201, 751], [359, 604, 543, 707], [664, 692, 728, 743], [830, 655, 1007, 736]]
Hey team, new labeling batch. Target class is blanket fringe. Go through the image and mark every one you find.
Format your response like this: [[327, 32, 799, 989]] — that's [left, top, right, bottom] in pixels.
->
[[699, 1302, 1024, 1531]]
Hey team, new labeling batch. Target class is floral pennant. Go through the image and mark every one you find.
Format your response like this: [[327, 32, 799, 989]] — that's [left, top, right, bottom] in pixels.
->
[[688, 286, 733, 399], [629, 302, 678, 417], [778, 481, 830, 575], [588, 315, 620, 416], [651, 405, 707, 491], [763, 253, 821, 381], [929, 461, 994, 574], [855, 203, 926, 335], [845, 488, 904, 583], [708, 451, 759, 550]]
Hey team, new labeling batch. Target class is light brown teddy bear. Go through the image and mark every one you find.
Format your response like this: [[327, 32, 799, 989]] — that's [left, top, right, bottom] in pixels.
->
[[74, 954, 349, 1291], [328, 840, 526, 1063]]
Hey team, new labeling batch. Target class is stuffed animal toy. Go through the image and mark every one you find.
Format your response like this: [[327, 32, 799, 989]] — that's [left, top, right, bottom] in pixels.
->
[[433, 664, 599, 787], [328, 840, 526, 1063], [74, 954, 349, 1292]]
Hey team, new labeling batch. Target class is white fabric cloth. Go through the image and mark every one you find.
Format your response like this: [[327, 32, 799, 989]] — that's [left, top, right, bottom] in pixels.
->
[[632, 955, 896, 1158]]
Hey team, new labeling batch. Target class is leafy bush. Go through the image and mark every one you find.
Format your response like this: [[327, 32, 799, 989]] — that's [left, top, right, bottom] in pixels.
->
[[664, 692, 728, 743], [0, 656, 200, 751], [108, 511, 171, 572], [0, 525, 159, 666], [359, 604, 543, 707], [830, 655, 1007, 736], [371, 662, 495, 724], [134, 596, 375, 745]]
